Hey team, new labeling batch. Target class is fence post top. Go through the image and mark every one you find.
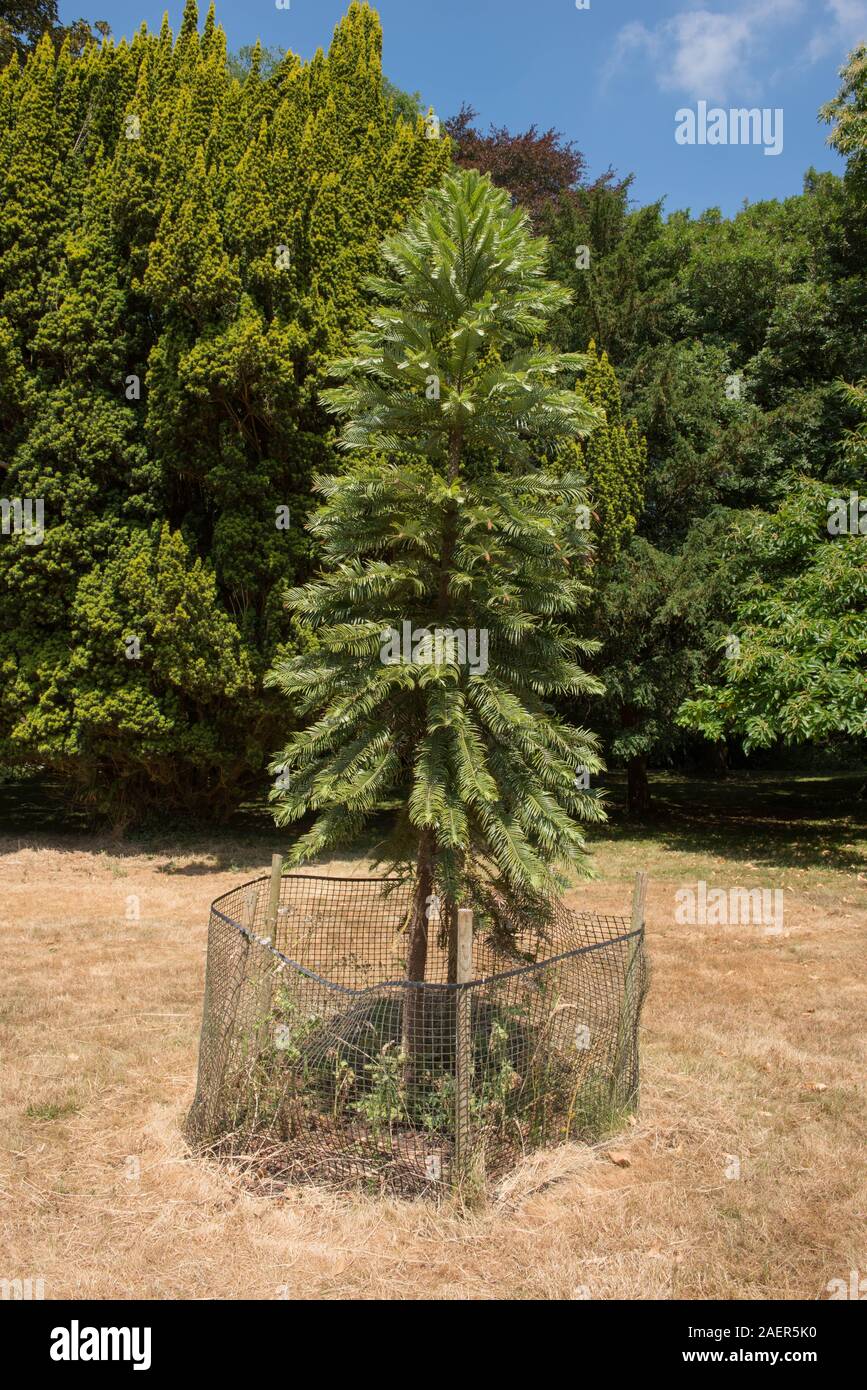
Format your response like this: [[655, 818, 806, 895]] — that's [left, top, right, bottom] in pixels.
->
[[456, 907, 473, 985], [632, 871, 649, 931]]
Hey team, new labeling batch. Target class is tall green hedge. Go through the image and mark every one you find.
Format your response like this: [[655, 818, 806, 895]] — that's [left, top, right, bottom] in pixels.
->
[[0, 1, 449, 824]]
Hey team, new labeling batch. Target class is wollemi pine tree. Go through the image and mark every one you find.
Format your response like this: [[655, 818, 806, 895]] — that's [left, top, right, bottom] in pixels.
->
[[267, 170, 606, 1019]]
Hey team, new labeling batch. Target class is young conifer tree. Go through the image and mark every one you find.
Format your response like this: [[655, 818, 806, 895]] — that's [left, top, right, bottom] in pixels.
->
[[268, 169, 606, 993]]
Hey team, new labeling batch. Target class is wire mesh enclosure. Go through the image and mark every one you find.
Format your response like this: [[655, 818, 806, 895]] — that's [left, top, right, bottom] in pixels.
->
[[187, 870, 649, 1198]]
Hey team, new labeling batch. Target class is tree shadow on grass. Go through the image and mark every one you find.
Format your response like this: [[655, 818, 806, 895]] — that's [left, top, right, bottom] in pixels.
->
[[597, 770, 867, 874], [1, 768, 864, 878], [0, 772, 379, 875], [0, 773, 276, 871]]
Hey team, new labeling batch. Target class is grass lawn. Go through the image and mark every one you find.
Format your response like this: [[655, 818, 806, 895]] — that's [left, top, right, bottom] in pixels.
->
[[1, 770, 864, 1299]]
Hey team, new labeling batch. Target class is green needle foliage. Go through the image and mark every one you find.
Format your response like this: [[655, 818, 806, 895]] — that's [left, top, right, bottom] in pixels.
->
[[565, 338, 646, 562], [267, 169, 607, 984], [0, 1, 448, 825]]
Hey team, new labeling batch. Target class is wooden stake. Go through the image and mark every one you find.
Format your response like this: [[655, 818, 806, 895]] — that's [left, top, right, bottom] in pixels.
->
[[256, 855, 284, 1049], [615, 871, 649, 1109], [631, 870, 648, 933], [265, 853, 284, 940], [454, 908, 473, 1179]]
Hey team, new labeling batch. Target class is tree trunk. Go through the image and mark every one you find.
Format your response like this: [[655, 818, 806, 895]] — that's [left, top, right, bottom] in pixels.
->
[[401, 427, 463, 1065], [708, 740, 729, 779], [627, 754, 651, 818], [402, 828, 436, 1073]]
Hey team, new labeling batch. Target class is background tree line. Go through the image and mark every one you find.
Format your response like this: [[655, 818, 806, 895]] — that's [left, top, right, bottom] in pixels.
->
[[448, 63, 866, 811], [1, 3, 864, 825]]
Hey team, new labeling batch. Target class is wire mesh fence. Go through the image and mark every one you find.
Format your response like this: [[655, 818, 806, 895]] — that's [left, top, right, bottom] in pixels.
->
[[186, 870, 649, 1198]]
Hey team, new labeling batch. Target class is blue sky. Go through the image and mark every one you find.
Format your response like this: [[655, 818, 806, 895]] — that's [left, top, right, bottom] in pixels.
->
[[61, 0, 866, 216]]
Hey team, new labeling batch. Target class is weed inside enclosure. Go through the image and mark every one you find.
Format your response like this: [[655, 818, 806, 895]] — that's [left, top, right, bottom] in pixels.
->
[[187, 870, 649, 1197]]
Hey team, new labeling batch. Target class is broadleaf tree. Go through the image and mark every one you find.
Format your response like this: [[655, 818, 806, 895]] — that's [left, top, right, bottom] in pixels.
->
[[678, 432, 867, 753]]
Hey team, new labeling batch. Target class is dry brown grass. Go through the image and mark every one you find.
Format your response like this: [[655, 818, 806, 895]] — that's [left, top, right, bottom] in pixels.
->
[[1, 773, 865, 1300]]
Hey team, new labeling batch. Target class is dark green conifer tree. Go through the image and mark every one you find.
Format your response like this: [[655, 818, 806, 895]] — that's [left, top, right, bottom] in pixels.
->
[[0, 2, 449, 822]]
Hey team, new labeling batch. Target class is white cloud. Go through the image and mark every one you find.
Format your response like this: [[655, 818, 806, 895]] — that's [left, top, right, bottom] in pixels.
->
[[806, 0, 867, 63], [607, 1, 805, 102]]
